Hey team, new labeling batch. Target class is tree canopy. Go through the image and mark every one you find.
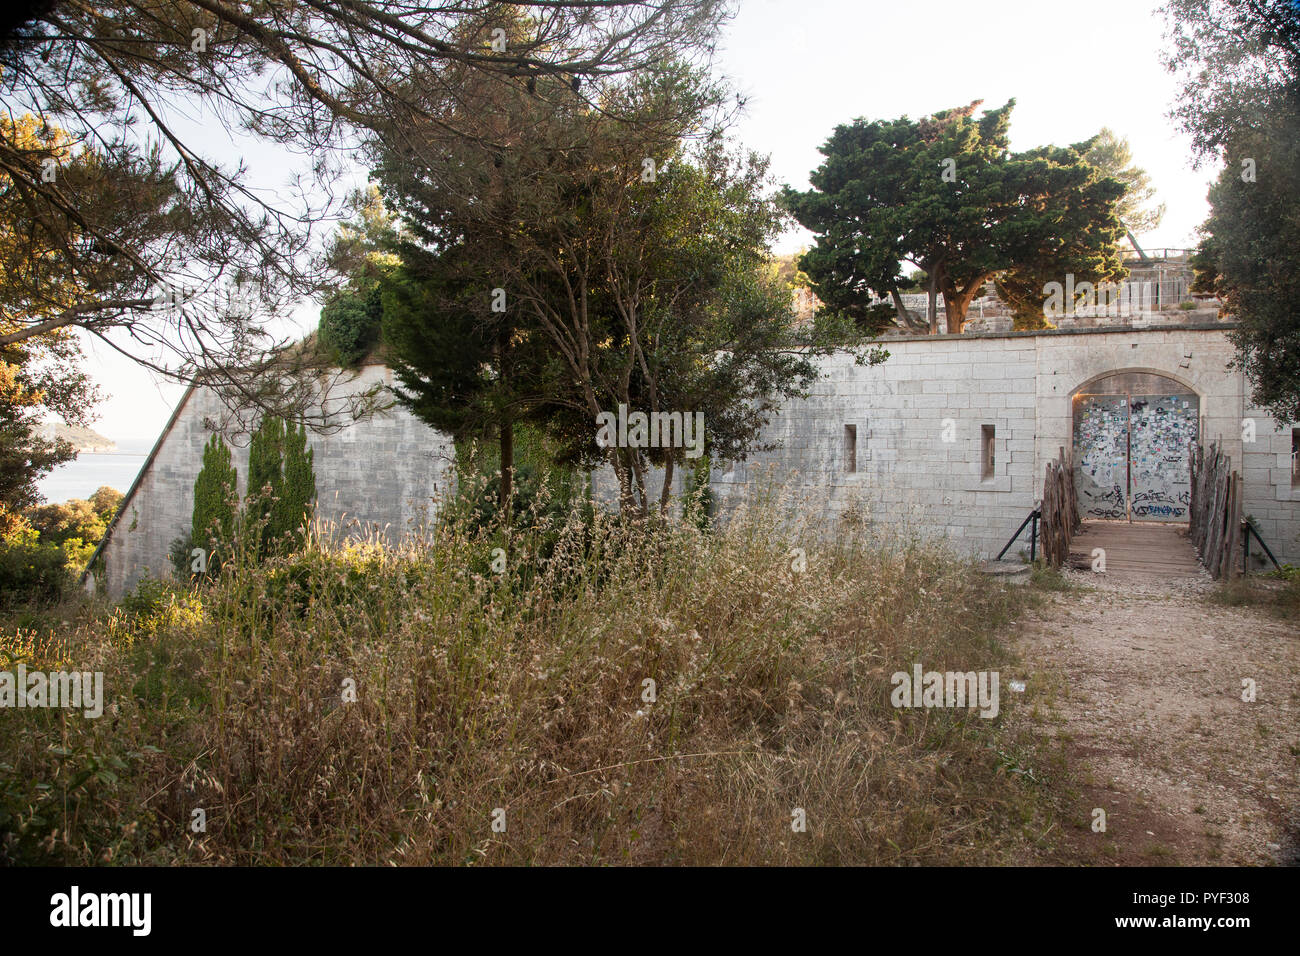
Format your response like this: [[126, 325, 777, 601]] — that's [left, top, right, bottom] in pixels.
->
[[1165, 0, 1300, 419], [783, 100, 1127, 334], [372, 50, 855, 516], [0, 0, 732, 391]]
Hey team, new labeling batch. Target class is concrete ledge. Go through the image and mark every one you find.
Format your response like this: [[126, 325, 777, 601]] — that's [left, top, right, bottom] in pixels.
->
[[978, 560, 1031, 584]]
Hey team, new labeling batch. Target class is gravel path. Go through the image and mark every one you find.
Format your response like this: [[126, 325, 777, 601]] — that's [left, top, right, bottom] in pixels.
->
[[1015, 568, 1300, 866]]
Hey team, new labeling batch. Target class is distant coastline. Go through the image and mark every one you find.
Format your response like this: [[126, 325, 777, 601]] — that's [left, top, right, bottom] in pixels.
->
[[38, 422, 118, 454]]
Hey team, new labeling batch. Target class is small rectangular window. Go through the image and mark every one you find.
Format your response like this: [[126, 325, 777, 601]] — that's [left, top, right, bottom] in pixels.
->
[[1292, 428, 1300, 487], [844, 424, 857, 474], [981, 424, 996, 479]]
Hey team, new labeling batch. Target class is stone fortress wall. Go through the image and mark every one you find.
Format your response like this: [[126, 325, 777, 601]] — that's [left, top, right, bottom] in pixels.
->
[[95, 326, 1300, 597]]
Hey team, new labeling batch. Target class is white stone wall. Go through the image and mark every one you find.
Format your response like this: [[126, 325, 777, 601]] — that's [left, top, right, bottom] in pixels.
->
[[597, 325, 1300, 565], [99, 328, 1300, 597], [96, 365, 456, 597], [1242, 400, 1300, 571]]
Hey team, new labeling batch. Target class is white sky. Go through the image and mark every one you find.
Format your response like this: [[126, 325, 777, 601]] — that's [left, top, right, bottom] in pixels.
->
[[82, 0, 1219, 448]]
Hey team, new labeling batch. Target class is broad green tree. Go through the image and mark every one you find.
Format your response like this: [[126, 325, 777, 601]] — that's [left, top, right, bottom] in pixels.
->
[[0, 1, 729, 386], [1085, 128, 1165, 244], [381, 247, 553, 515], [1161, 0, 1300, 164], [1189, 95, 1300, 421], [0, 358, 74, 538], [1164, 0, 1300, 420], [992, 128, 1160, 331], [318, 187, 401, 368], [0, 115, 103, 534], [784, 101, 1127, 334], [373, 60, 854, 516], [994, 139, 1131, 330]]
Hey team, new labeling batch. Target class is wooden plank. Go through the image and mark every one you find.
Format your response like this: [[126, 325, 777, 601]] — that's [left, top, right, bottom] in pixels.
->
[[1066, 518, 1202, 578]]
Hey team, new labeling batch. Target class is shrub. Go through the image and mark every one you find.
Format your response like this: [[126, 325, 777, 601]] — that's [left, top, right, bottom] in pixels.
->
[[0, 538, 72, 609], [89, 486, 123, 519], [245, 415, 315, 558], [318, 285, 382, 367], [169, 532, 196, 581], [275, 420, 315, 553], [26, 498, 106, 548]]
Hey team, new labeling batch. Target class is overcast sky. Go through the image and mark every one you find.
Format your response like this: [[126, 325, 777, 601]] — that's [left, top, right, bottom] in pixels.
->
[[81, 0, 1218, 449]]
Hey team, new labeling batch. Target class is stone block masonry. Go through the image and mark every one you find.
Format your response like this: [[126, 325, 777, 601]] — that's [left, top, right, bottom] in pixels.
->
[[96, 327, 1300, 598], [93, 365, 456, 598], [595, 324, 1300, 566]]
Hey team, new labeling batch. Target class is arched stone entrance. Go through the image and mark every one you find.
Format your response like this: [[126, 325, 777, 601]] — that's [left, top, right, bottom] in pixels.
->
[[1071, 371, 1200, 522]]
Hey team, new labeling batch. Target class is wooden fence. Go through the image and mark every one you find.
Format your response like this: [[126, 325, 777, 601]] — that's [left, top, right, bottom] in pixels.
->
[[1040, 447, 1081, 568], [1188, 441, 1242, 580]]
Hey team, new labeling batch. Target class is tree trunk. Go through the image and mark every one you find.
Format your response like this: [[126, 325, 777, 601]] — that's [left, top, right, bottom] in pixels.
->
[[926, 270, 941, 334], [944, 288, 966, 334], [890, 286, 925, 332], [942, 275, 989, 335], [659, 456, 675, 515], [629, 449, 649, 519]]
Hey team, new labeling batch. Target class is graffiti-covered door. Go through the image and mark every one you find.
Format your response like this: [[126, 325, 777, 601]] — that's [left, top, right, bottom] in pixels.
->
[[1072, 375, 1199, 523], [1074, 395, 1130, 519], [1128, 394, 1198, 521]]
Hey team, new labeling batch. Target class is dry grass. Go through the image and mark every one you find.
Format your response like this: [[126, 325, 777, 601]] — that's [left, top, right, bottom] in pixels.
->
[[1208, 570, 1300, 617], [1, 488, 1054, 865]]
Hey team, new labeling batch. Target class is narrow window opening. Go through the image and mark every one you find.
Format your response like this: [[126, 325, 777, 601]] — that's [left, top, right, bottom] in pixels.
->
[[981, 424, 996, 479], [844, 424, 857, 473]]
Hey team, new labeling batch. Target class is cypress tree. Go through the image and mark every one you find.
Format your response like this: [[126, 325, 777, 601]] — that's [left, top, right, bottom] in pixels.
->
[[244, 415, 316, 556], [191, 434, 237, 571], [245, 415, 285, 557], [275, 421, 316, 550]]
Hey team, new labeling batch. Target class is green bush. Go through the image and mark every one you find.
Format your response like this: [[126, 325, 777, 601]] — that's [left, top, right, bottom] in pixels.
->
[[0, 538, 72, 608], [169, 532, 196, 581], [27, 498, 106, 547], [245, 415, 315, 558], [318, 285, 383, 367], [118, 575, 173, 620]]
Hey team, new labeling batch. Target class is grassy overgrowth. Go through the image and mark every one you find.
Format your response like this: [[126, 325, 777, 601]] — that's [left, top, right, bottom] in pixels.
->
[[1, 488, 1053, 865], [1208, 567, 1300, 617]]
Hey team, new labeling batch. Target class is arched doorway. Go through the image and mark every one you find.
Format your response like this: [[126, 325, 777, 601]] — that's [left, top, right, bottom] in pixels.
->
[[1072, 371, 1200, 522]]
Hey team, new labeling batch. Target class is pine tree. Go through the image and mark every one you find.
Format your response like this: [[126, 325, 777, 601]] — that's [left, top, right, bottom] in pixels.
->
[[191, 434, 237, 571]]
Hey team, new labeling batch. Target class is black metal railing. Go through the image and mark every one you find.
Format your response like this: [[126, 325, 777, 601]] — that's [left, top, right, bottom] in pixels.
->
[[1242, 520, 1281, 572], [997, 507, 1040, 563]]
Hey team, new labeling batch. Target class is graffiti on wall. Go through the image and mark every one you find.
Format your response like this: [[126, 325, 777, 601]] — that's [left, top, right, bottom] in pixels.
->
[[1072, 390, 1199, 522], [1074, 395, 1130, 519], [1129, 394, 1198, 522]]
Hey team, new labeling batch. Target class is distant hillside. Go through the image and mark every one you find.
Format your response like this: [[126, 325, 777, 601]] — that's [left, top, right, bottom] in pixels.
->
[[37, 422, 117, 453]]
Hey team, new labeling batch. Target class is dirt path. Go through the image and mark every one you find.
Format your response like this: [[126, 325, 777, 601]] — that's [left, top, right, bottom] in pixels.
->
[[1015, 568, 1300, 866]]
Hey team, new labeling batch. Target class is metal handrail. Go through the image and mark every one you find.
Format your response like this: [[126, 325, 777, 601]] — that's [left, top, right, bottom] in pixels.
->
[[1242, 519, 1281, 571], [997, 507, 1040, 563]]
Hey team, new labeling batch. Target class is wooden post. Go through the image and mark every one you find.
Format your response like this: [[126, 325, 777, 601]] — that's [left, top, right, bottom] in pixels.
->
[[1222, 472, 1242, 580]]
